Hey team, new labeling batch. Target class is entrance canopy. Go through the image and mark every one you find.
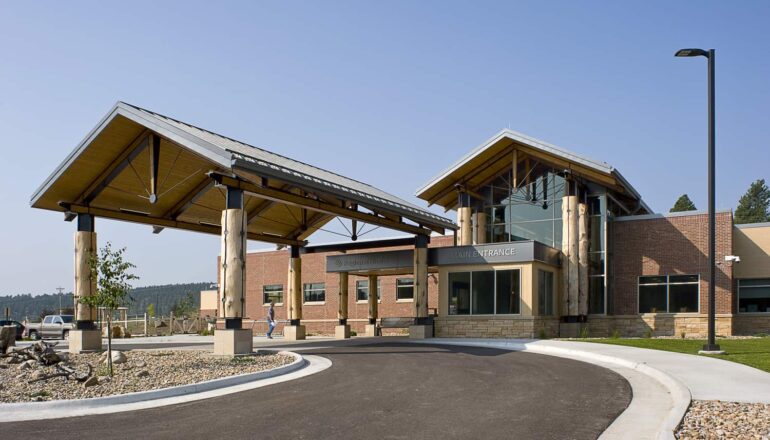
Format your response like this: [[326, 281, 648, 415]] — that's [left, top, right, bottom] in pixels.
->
[[30, 102, 456, 245]]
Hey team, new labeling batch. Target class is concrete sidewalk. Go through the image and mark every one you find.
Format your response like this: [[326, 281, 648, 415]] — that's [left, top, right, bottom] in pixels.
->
[[420, 338, 770, 404]]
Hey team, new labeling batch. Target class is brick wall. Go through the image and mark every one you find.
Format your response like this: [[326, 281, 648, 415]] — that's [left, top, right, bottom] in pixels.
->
[[241, 235, 455, 335], [610, 211, 734, 315]]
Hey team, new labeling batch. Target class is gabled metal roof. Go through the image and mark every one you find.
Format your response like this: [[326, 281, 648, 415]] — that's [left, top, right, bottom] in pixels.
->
[[416, 128, 651, 213], [31, 102, 455, 243], [119, 103, 456, 230]]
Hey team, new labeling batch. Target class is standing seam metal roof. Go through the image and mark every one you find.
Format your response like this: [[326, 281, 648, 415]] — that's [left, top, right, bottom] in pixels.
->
[[119, 103, 456, 230]]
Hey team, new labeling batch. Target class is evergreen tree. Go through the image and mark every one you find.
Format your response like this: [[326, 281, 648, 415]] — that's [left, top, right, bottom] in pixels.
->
[[735, 179, 770, 224], [670, 194, 697, 212]]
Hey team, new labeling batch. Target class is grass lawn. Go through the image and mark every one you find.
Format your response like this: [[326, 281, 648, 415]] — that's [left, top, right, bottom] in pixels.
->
[[584, 337, 770, 373]]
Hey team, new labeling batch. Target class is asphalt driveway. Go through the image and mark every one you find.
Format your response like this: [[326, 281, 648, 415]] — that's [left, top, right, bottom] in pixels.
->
[[1, 342, 630, 439]]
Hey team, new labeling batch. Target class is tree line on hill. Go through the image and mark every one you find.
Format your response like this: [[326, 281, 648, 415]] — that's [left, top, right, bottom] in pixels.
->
[[0, 282, 214, 321], [670, 179, 770, 224]]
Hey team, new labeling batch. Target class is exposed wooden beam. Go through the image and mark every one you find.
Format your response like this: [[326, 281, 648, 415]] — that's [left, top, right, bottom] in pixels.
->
[[429, 145, 515, 207], [246, 184, 293, 223], [210, 172, 433, 236], [149, 134, 161, 204], [60, 203, 307, 247], [76, 130, 150, 205], [287, 212, 328, 240], [152, 175, 214, 234]]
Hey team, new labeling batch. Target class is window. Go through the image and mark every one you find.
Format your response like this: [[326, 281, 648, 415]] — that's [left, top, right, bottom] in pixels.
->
[[738, 279, 770, 313], [263, 284, 283, 305], [396, 278, 414, 300], [43, 316, 53, 324], [448, 269, 520, 315], [638, 275, 699, 313], [537, 270, 554, 315], [355, 280, 381, 302], [303, 283, 325, 303]]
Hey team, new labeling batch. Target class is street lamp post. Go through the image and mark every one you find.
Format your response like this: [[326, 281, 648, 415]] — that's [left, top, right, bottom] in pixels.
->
[[675, 48, 721, 352]]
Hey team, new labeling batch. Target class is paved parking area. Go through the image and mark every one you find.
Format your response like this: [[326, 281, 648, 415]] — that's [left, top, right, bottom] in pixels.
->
[[1, 342, 630, 439]]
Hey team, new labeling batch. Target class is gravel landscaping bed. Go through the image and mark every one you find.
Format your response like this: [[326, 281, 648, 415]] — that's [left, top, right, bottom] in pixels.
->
[[677, 400, 770, 439], [0, 350, 294, 403]]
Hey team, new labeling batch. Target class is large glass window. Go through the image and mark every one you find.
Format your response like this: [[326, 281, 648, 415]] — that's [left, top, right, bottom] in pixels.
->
[[483, 169, 565, 248], [537, 270, 554, 315], [263, 284, 283, 304], [355, 279, 381, 302], [448, 272, 470, 315], [738, 279, 770, 313], [638, 275, 699, 313], [396, 278, 414, 300], [303, 283, 326, 303], [448, 269, 520, 315]]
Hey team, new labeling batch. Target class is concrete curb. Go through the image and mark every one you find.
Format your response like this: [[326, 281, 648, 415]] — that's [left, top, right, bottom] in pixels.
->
[[0, 350, 313, 422], [408, 339, 691, 440]]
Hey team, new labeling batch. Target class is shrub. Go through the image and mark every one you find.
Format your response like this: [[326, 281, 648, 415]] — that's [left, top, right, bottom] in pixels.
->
[[610, 329, 620, 339], [350, 330, 357, 337], [537, 327, 548, 339], [578, 326, 590, 339]]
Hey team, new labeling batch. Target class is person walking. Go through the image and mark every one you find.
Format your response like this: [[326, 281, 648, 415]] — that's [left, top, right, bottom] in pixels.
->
[[266, 300, 276, 339]]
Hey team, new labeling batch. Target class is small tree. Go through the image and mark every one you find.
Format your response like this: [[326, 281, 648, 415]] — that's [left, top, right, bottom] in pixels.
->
[[171, 292, 196, 318], [146, 303, 156, 318], [80, 243, 138, 376], [670, 194, 697, 212], [735, 179, 770, 224]]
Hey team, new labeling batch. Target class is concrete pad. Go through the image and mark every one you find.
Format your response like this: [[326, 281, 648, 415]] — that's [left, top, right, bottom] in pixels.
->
[[334, 325, 350, 339], [213, 329, 252, 356], [364, 324, 378, 337], [408, 324, 433, 339], [68, 329, 101, 353], [284, 325, 306, 341]]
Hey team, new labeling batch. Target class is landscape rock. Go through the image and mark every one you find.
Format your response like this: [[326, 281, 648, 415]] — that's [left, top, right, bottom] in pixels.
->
[[103, 351, 127, 365], [97, 376, 111, 384], [134, 360, 147, 368], [82, 376, 99, 388], [135, 370, 149, 378], [18, 360, 36, 370], [676, 400, 770, 439]]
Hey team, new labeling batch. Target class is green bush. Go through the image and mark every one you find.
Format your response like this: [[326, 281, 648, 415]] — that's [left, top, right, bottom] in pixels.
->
[[610, 329, 620, 339], [537, 327, 548, 339], [350, 330, 357, 337], [578, 326, 590, 339]]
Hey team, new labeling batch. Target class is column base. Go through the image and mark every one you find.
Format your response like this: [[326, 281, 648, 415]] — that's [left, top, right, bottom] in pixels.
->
[[284, 325, 306, 341], [68, 329, 102, 354], [335, 324, 351, 339], [364, 324, 379, 337], [409, 324, 433, 339], [214, 329, 252, 356]]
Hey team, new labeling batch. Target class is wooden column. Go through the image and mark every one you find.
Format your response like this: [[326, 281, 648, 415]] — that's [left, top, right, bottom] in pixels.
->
[[561, 195, 579, 316], [578, 202, 589, 316], [336, 272, 350, 339], [367, 274, 378, 324], [70, 214, 101, 354], [219, 208, 246, 321], [458, 192, 472, 246], [214, 187, 251, 356], [74, 215, 97, 324], [284, 245, 305, 340], [473, 210, 487, 244], [413, 235, 429, 319]]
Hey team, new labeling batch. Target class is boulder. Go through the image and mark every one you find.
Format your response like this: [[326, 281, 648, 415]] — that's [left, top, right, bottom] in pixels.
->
[[110, 350, 127, 364], [83, 376, 99, 388]]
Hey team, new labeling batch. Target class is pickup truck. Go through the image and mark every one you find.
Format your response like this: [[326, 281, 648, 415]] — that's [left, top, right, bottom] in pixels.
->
[[26, 315, 75, 340]]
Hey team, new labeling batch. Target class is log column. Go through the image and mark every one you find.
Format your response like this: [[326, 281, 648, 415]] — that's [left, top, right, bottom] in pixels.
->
[[335, 272, 350, 339], [284, 245, 305, 340], [214, 187, 252, 356], [70, 214, 101, 354], [364, 274, 379, 337], [457, 192, 472, 246], [561, 195, 579, 317], [473, 209, 487, 245], [578, 202, 589, 316], [410, 234, 433, 338]]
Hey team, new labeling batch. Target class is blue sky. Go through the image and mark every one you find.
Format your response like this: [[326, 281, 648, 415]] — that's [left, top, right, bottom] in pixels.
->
[[1, 1, 768, 294]]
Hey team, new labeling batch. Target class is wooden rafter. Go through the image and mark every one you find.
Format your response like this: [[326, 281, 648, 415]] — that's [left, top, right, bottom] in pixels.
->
[[76, 130, 151, 205], [61, 203, 306, 247], [210, 172, 434, 236]]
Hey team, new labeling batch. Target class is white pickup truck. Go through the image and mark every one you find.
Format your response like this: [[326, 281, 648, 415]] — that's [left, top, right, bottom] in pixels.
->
[[26, 315, 75, 340]]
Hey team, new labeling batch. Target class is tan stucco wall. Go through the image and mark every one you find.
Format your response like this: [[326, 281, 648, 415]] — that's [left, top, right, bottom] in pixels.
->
[[200, 289, 219, 311], [734, 224, 770, 279]]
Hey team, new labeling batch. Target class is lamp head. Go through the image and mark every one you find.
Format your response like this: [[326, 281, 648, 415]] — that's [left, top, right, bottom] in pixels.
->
[[675, 48, 709, 58]]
